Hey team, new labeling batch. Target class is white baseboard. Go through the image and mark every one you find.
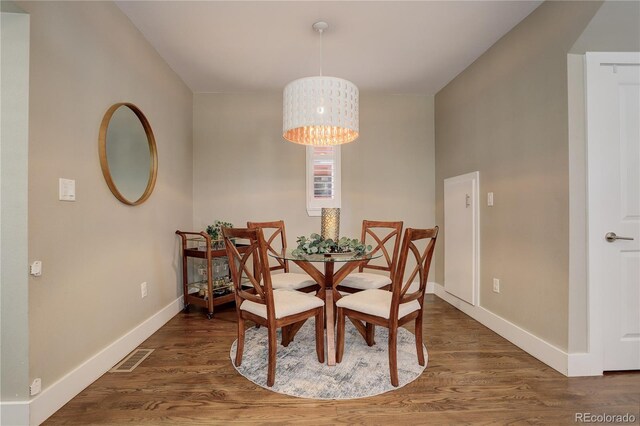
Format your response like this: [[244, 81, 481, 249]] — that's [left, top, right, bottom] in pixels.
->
[[0, 401, 30, 426], [433, 283, 569, 375], [426, 281, 436, 294], [567, 352, 602, 376], [28, 296, 183, 425]]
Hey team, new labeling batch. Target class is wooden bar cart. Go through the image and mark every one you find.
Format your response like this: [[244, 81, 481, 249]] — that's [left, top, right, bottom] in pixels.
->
[[175, 230, 247, 319]]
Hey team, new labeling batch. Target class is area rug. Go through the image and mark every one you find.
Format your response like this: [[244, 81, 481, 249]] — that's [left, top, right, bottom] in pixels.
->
[[229, 319, 427, 399]]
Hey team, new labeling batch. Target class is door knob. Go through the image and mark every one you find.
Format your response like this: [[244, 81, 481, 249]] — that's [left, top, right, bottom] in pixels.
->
[[605, 232, 635, 242]]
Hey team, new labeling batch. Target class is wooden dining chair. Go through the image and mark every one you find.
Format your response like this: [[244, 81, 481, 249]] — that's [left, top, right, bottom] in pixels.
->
[[336, 220, 403, 294], [247, 220, 318, 293], [222, 227, 325, 387], [335, 226, 439, 387]]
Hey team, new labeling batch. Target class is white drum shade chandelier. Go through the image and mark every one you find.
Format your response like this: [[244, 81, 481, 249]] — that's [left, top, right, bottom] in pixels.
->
[[283, 21, 359, 146]]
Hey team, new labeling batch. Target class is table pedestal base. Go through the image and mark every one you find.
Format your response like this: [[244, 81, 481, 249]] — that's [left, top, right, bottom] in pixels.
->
[[289, 258, 370, 366]]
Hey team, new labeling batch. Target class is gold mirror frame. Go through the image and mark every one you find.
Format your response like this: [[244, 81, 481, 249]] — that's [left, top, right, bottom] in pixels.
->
[[98, 103, 158, 206]]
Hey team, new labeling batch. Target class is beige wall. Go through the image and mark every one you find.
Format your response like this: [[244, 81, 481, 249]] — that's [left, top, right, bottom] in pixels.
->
[[18, 1, 193, 390], [570, 0, 640, 54], [193, 92, 435, 274], [567, 54, 589, 354], [435, 1, 602, 351]]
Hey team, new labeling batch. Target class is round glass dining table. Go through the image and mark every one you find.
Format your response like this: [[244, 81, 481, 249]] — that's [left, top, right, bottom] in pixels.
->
[[269, 249, 382, 365]]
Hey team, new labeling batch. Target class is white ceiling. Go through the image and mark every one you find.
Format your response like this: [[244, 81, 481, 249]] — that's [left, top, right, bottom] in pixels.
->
[[116, 1, 542, 95]]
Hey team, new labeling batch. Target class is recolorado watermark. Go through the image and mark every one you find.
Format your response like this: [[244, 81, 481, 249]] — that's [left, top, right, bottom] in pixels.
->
[[575, 412, 637, 423]]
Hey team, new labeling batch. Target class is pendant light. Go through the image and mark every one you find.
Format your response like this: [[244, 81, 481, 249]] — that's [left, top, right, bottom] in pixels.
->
[[283, 21, 359, 146]]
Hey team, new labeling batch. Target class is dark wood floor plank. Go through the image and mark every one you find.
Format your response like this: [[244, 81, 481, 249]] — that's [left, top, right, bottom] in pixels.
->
[[44, 295, 640, 425]]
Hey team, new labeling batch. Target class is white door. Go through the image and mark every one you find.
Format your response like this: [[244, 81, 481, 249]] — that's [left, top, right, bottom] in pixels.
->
[[444, 172, 479, 306], [586, 52, 640, 371]]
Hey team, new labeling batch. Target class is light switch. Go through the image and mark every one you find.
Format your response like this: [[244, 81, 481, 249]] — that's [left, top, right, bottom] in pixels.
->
[[487, 192, 494, 207], [59, 178, 75, 201], [30, 261, 42, 277]]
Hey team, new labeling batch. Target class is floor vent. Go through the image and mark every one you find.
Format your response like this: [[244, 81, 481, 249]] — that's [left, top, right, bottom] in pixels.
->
[[109, 349, 154, 373]]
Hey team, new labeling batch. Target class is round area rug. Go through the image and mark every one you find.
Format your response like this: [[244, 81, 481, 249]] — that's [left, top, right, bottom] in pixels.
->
[[229, 319, 427, 399]]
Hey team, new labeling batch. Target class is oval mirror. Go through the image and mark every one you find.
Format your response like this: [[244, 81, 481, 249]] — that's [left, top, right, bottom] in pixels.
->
[[98, 103, 157, 205]]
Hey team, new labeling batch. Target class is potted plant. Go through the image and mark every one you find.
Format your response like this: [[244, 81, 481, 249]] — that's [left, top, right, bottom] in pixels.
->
[[206, 220, 233, 249]]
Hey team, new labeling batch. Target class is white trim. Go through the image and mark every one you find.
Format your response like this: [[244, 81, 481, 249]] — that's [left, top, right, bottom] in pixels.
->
[[1, 9, 30, 415], [0, 401, 30, 426], [583, 51, 606, 378], [425, 281, 436, 294], [433, 283, 569, 375], [443, 171, 480, 306], [567, 352, 602, 377], [29, 296, 183, 425]]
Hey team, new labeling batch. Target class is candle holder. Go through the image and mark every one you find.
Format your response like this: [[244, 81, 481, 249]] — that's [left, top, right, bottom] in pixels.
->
[[321, 208, 340, 242]]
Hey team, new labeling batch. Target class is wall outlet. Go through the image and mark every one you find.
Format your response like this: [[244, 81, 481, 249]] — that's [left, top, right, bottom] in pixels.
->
[[141, 282, 148, 298], [30, 378, 41, 396], [198, 268, 207, 276], [30, 260, 42, 277], [487, 192, 494, 207], [493, 278, 500, 293]]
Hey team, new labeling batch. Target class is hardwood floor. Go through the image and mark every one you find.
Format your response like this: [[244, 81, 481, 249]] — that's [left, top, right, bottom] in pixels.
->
[[45, 295, 639, 425]]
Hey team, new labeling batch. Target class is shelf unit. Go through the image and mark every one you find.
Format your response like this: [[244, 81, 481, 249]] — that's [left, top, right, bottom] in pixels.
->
[[175, 230, 247, 319]]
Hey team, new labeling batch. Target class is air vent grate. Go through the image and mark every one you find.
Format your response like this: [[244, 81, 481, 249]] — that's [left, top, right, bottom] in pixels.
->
[[109, 348, 154, 373]]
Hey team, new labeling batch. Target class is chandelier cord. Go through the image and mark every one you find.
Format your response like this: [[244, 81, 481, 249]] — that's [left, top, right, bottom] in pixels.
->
[[319, 28, 324, 77]]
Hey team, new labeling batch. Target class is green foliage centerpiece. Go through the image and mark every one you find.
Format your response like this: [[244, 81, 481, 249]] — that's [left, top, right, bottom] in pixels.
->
[[206, 220, 234, 249], [292, 233, 372, 257]]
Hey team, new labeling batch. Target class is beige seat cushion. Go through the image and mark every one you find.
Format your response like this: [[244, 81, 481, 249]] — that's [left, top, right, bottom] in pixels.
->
[[270, 272, 316, 290], [338, 272, 391, 290], [336, 289, 420, 320], [241, 289, 324, 319]]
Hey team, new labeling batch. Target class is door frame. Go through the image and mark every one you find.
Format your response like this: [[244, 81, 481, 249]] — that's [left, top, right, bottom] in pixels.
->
[[580, 51, 640, 375], [0, 7, 31, 424], [443, 171, 480, 306]]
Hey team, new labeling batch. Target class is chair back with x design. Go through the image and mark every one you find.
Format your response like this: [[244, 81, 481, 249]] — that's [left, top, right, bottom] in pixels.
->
[[223, 227, 276, 320], [247, 220, 292, 274], [358, 220, 403, 277], [389, 226, 439, 320]]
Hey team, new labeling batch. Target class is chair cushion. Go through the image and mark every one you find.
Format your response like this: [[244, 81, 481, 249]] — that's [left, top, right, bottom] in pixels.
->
[[270, 272, 316, 290], [241, 290, 324, 320], [336, 289, 420, 320], [338, 272, 391, 290]]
